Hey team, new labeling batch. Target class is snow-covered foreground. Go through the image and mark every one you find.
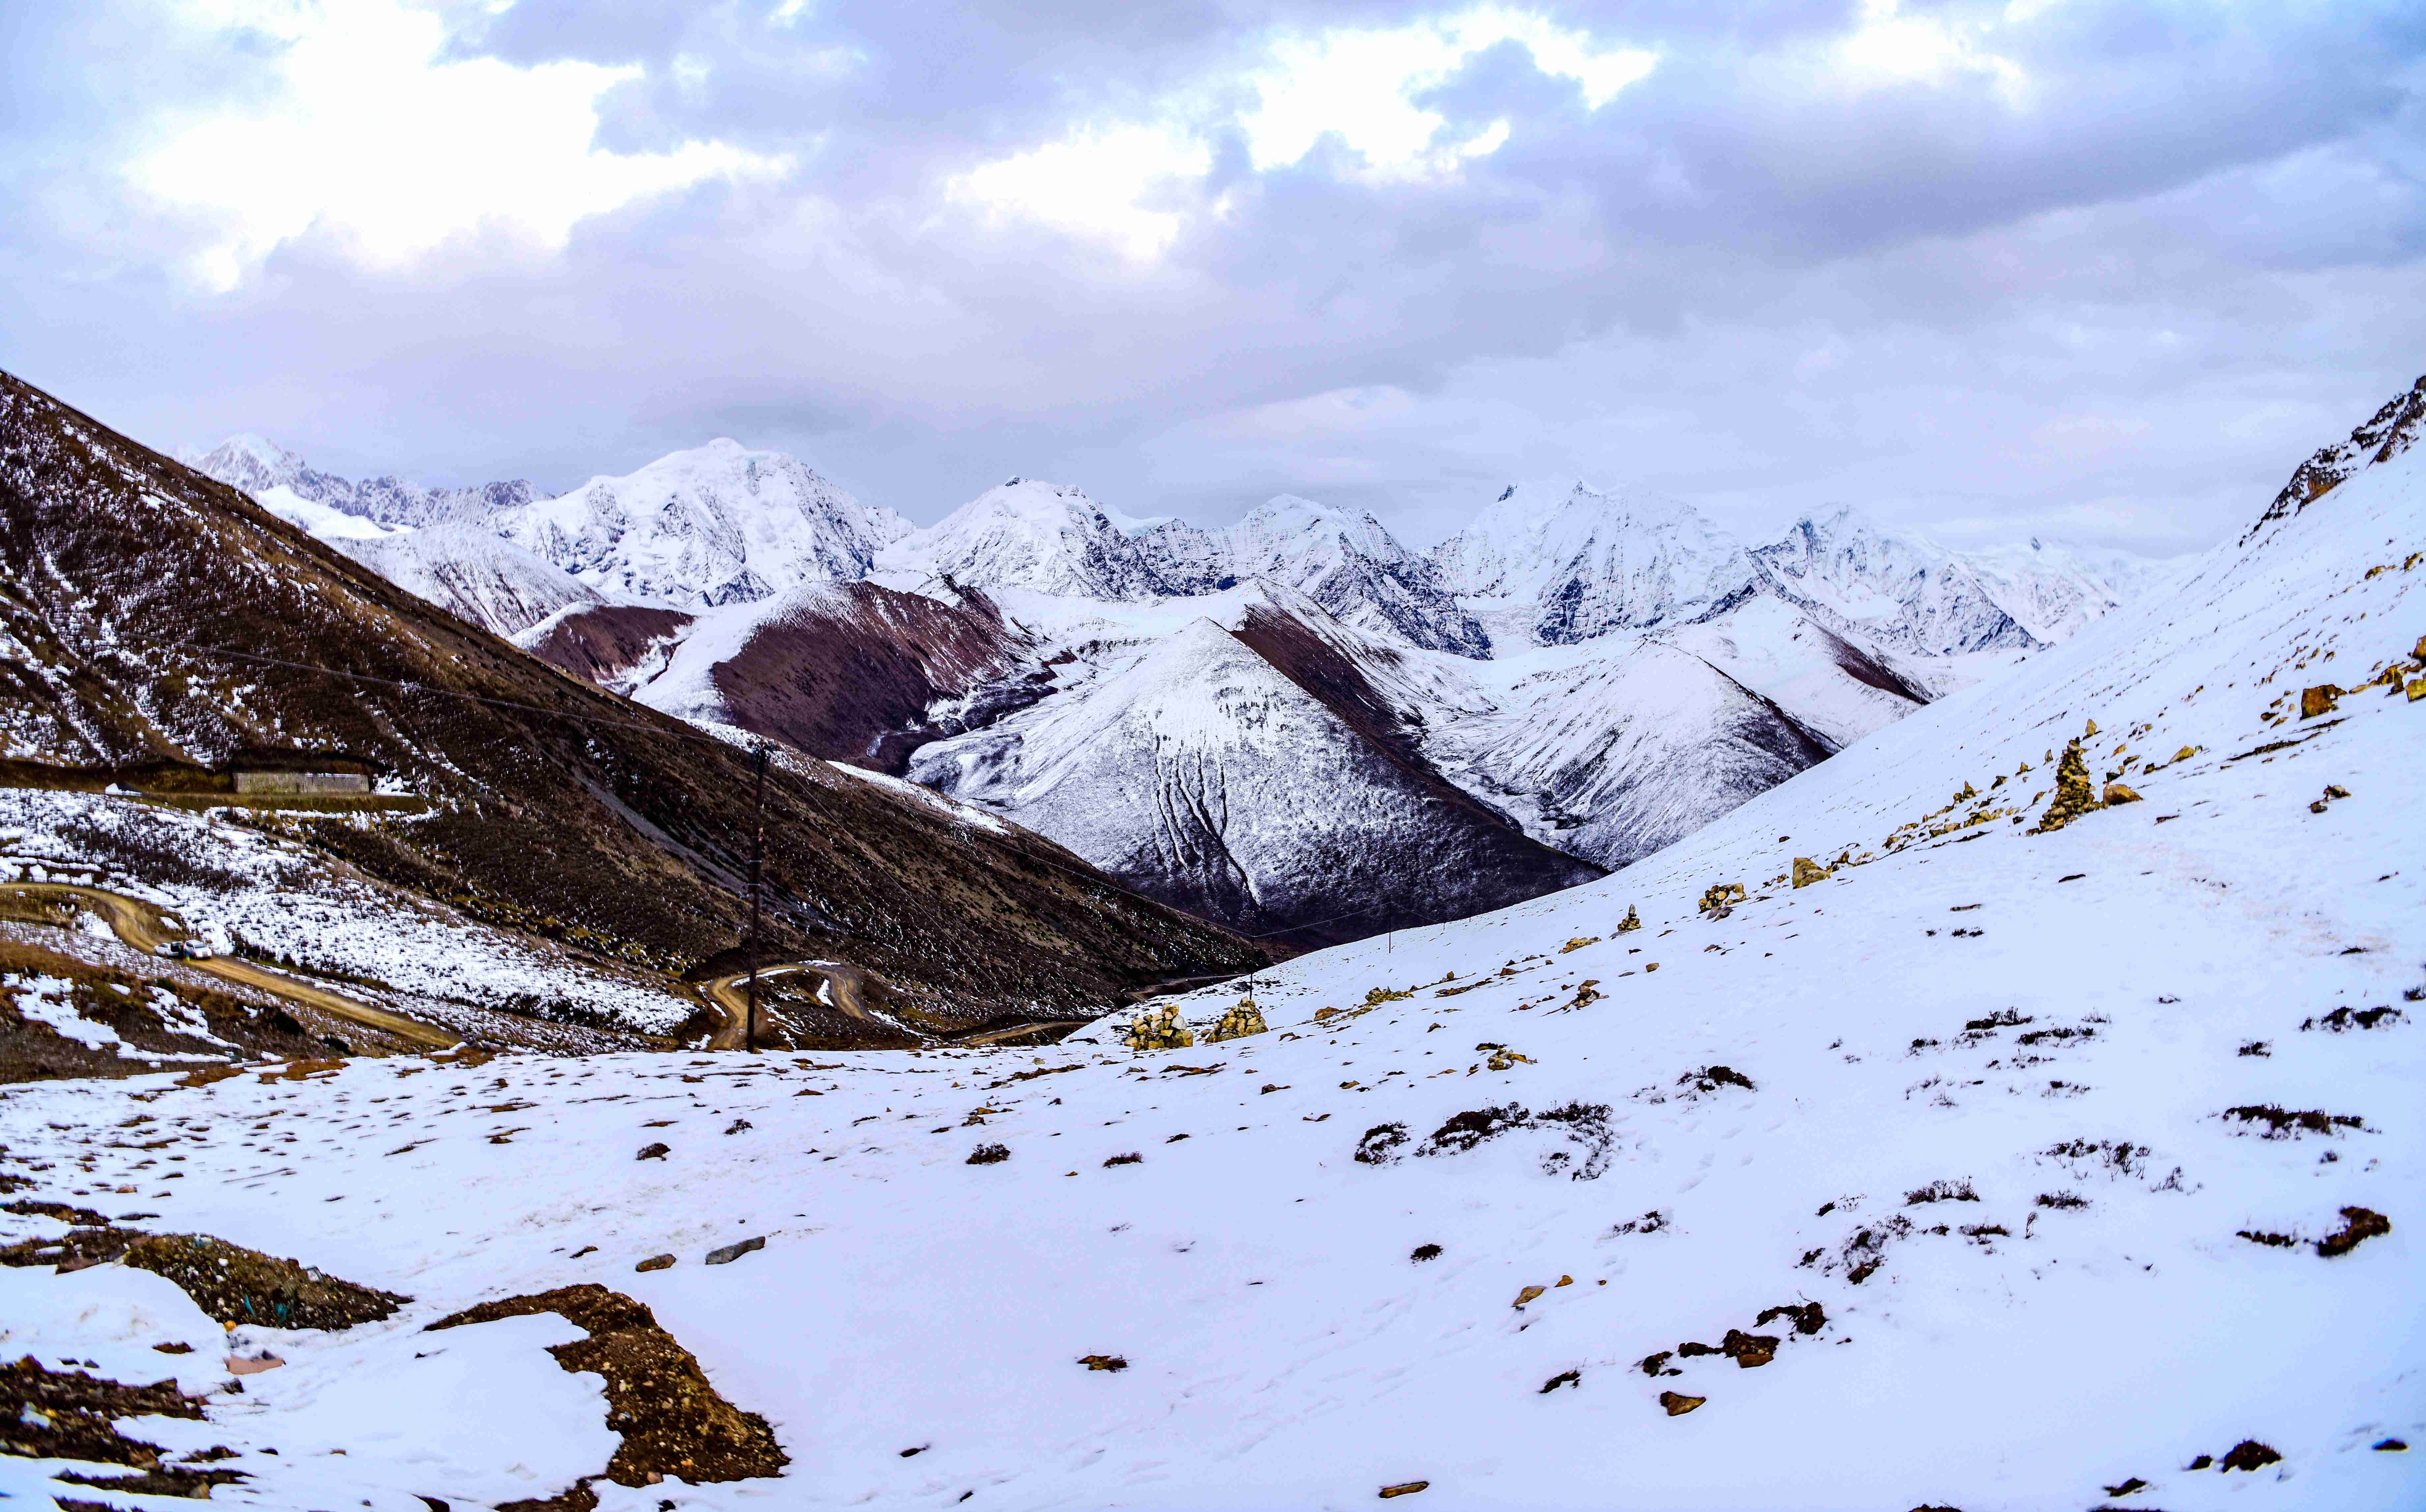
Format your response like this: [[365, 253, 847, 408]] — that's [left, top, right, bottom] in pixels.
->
[[2, 443, 2421, 1510]]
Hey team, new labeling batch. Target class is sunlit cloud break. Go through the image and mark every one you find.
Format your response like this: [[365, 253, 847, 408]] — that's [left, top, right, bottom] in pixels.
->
[[132, 0, 791, 289], [953, 5, 1655, 257]]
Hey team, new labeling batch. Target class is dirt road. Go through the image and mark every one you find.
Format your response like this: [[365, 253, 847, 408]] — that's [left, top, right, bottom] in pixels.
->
[[701, 961, 882, 1050], [3, 882, 459, 1051], [701, 960, 1092, 1050]]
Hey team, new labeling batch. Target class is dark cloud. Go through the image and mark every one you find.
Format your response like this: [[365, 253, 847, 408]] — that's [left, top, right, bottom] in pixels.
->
[[1, 0, 2420, 559]]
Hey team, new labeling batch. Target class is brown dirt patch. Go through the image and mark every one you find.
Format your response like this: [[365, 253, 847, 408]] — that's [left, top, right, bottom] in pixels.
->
[[429, 1284, 786, 1500], [0, 1229, 405, 1329], [0, 1355, 238, 1496]]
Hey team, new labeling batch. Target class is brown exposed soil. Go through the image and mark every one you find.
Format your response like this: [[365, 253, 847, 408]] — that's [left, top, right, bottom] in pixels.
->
[[0, 1229, 405, 1329], [2218, 1439, 2282, 1472], [2316, 1206, 2390, 1258], [0, 1355, 236, 1495], [2222, 1105, 2363, 1139], [429, 1284, 786, 1501]]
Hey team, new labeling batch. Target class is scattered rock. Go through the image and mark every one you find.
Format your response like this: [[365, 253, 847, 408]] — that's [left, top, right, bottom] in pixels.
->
[[1658, 1390, 1705, 1416], [2218, 1439, 2281, 1472], [1754, 1301, 1826, 1336], [1378, 1481, 1429, 1498], [636, 1143, 670, 1161], [1615, 906, 1641, 933], [704, 1236, 764, 1266], [723, 1119, 751, 1135], [1560, 937, 1598, 953], [2300, 685, 2340, 718], [966, 1143, 1010, 1165], [1103, 1152, 1142, 1167], [2301, 1005, 2405, 1031], [2102, 782, 2142, 805], [1791, 858, 1830, 888], [2104, 1477, 2147, 1496], [1720, 1328, 1779, 1368], [2172, 745, 2198, 762], [1410, 1243, 1442, 1263], [635, 1254, 675, 1273], [1077, 1354, 1128, 1372], [1513, 1284, 1547, 1308], [1698, 883, 1746, 916], [2376, 1438, 2409, 1451], [1539, 1369, 1581, 1393], [2316, 1206, 2390, 1258]]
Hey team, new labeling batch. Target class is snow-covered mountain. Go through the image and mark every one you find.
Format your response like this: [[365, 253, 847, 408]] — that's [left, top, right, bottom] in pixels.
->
[[875, 478, 1173, 602], [1161, 495, 1489, 656], [1751, 506, 2171, 655], [8, 377, 2416, 1510], [186, 432, 541, 528], [1432, 481, 1762, 646], [1428, 596, 1932, 869], [492, 439, 909, 608], [338, 524, 606, 640], [908, 583, 1598, 944]]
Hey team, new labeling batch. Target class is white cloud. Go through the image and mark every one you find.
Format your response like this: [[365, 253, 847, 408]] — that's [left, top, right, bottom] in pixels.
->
[[954, 125, 1214, 258], [948, 7, 1652, 258], [132, 0, 790, 288], [1243, 6, 1655, 175], [1834, 0, 2029, 98]]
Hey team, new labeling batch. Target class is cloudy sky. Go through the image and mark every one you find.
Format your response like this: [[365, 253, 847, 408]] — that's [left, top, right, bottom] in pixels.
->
[[4, 1, 2422, 554]]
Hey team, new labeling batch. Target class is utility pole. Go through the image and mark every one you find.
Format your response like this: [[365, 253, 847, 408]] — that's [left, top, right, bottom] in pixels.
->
[[743, 741, 769, 1053]]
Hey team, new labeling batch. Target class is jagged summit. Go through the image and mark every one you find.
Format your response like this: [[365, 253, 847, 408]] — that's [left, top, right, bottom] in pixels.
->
[[2245, 372, 2426, 542], [186, 432, 542, 529]]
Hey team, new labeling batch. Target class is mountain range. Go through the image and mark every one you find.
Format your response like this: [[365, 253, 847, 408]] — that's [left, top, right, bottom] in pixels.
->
[[186, 427, 2169, 945]]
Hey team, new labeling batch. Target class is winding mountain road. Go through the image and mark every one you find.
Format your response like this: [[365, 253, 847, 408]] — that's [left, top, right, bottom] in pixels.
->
[[700, 959, 1093, 1050], [2, 882, 459, 1051]]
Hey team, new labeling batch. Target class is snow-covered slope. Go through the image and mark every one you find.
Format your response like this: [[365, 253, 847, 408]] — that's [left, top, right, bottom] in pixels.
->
[[187, 432, 541, 528], [908, 583, 1597, 943], [5, 380, 2418, 1511], [494, 440, 909, 608], [338, 522, 606, 639], [875, 478, 1172, 601], [1433, 481, 1761, 646]]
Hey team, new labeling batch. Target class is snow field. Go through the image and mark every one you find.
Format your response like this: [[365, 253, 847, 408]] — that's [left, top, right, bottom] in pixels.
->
[[0, 422, 2416, 1509]]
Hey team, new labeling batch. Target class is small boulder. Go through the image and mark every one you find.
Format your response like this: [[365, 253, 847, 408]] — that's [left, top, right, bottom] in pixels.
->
[[1513, 1284, 1547, 1308], [2102, 782, 2142, 805], [1077, 1354, 1128, 1372], [1659, 1391, 1705, 1416], [704, 1236, 764, 1266], [967, 1143, 1011, 1165], [2301, 684, 2340, 719], [636, 1143, 670, 1161], [2219, 1439, 2282, 1472], [1378, 1481, 1430, 1498], [635, 1254, 675, 1273], [1791, 858, 1829, 888]]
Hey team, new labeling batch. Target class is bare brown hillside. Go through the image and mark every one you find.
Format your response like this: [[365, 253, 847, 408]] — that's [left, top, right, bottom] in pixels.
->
[[0, 369, 1266, 1020]]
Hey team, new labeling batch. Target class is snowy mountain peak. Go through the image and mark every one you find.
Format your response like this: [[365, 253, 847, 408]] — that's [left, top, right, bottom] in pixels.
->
[[188, 432, 543, 530], [1224, 493, 1489, 656], [494, 441, 908, 608], [878, 479, 1171, 601], [1434, 479, 1757, 645]]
